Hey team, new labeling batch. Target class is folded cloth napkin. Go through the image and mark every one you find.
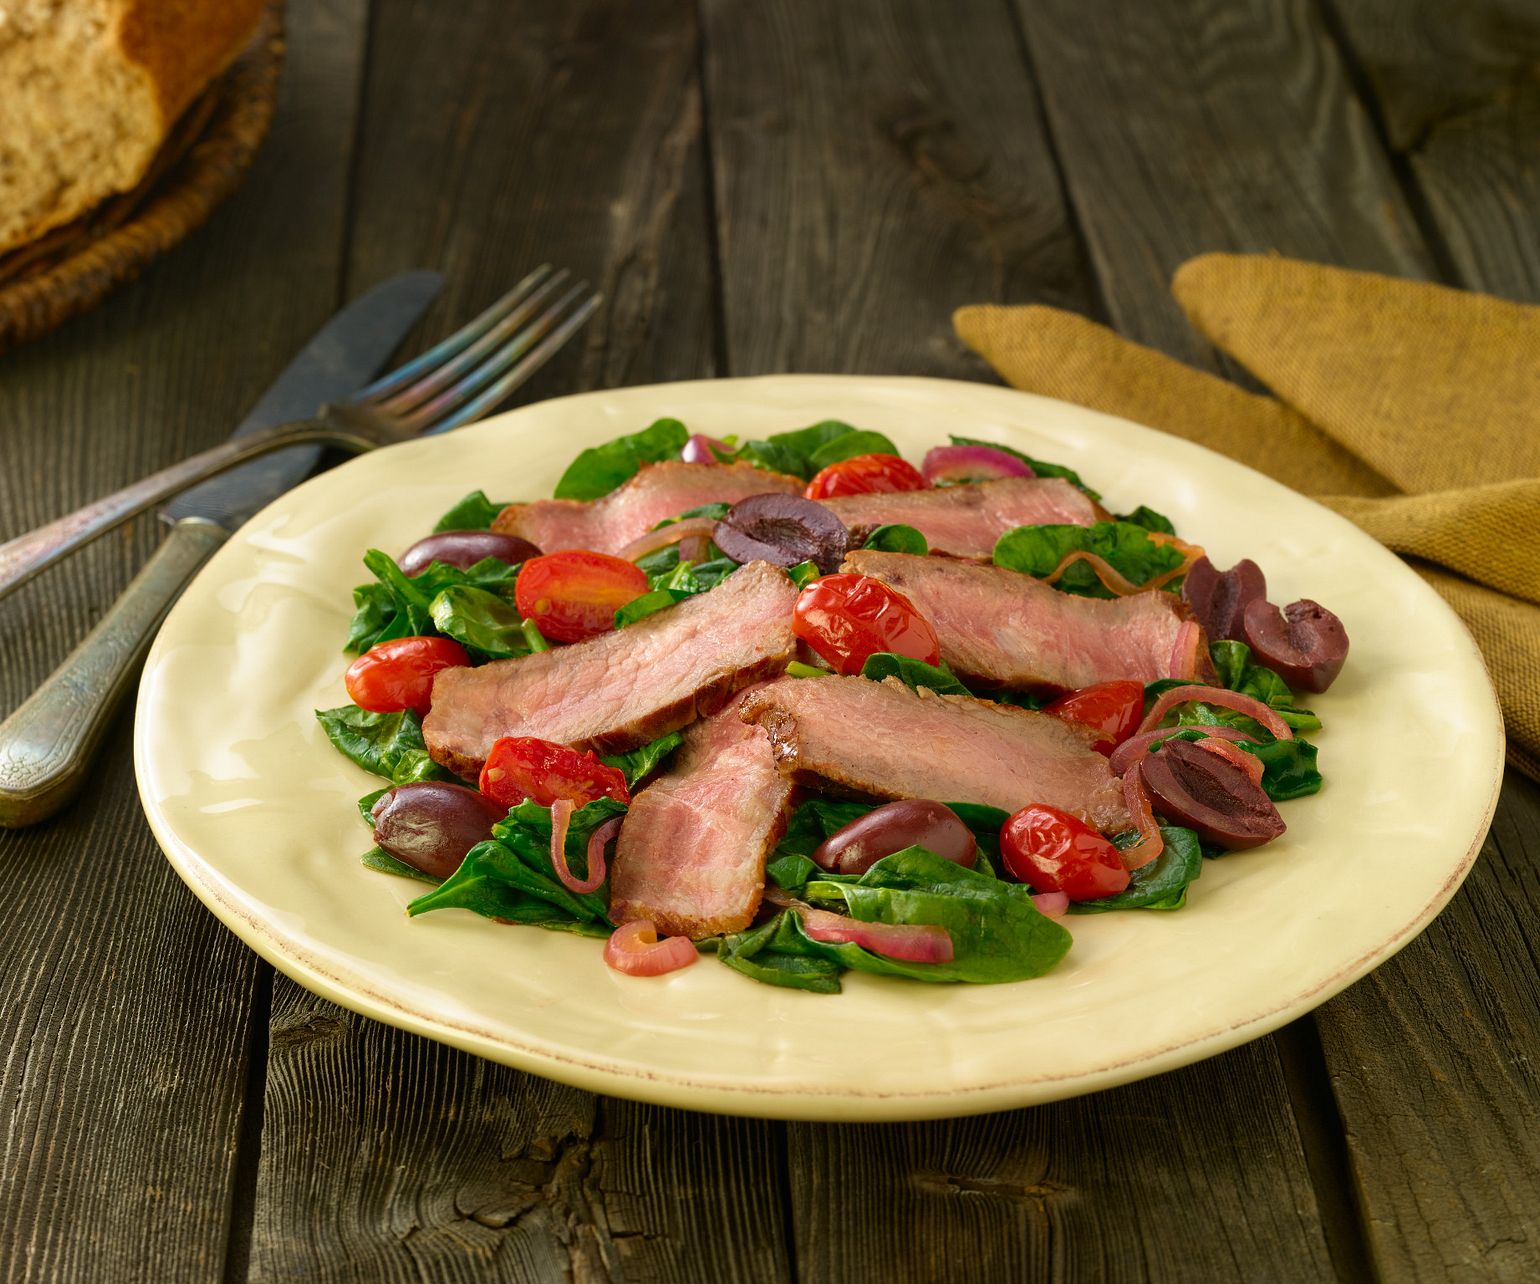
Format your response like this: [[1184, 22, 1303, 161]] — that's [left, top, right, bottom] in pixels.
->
[[955, 254, 1540, 779]]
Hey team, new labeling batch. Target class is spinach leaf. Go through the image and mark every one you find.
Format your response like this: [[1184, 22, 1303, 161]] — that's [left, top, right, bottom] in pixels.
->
[[802, 847, 1072, 982], [1240, 737, 1323, 801], [650, 502, 730, 529], [787, 560, 821, 588], [615, 589, 690, 628], [785, 661, 830, 678], [600, 731, 684, 787], [407, 798, 625, 932], [429, 585, 533, 659], [862, 524, 929, 555], [765, 852, 821, 893], [1116, 504, 1175, 535], [717, 914, 846, 993], [1208, 640, 1322, 732], [360, 845, 439, 885], [357, 788, 388, 826], [1074, 827, 1202, 913], [724, 421, 898, 481], [807, 429, 900, 470], [432, 489, 507, 532], [553, 418, 689, 501], [993, 522, 1185, 598], [947, 435, 1101, 501], [316, 706, 450, 784], [345, 549, 519, 652], [730, 439, 808, 477], [776, 799, 877, 864], [859, 652, 972, 696]]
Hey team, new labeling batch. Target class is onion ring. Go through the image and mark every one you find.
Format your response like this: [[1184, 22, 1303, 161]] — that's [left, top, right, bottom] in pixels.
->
[[1138, 684, 1294, 741], [614, 516, 719, 563]]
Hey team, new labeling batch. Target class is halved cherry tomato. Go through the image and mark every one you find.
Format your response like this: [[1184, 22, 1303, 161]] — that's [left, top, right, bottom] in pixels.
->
[[805, 453, 927, 500], [479, 736, 631, 809], [344, 636, 469, 716], [1043, 680, 1145, 756], [792, 573, 940, 675], [1000, 803, 1130, 901], [514, 550, 649, 644]]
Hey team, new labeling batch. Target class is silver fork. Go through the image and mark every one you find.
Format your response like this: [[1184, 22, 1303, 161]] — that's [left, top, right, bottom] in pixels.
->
[[0, 268, 599, 601], [0, 270, 600, 828]]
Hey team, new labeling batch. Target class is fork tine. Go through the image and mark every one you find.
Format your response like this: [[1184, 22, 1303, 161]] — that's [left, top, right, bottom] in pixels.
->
[[348, 263, 553, 405], [421, 289, 601, 435], [373, 268, 572, 418]]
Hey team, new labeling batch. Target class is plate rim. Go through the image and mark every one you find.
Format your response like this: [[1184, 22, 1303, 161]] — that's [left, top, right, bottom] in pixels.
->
[[135, 372, 1506, 1121]]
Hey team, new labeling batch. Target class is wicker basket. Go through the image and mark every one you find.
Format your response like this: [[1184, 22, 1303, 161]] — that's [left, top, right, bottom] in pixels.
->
[[0, 3, 285, 355]]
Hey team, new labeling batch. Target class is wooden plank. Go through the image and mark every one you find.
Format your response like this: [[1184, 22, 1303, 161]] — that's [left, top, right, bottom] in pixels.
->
[[1322, 0, 1540, 301], [702, 2, 1336, 1279], [1013, 0, 1540, 1276], [0, 2, 371, 1281], [700, 0, 1099, 377], [247, 4, 791, 1281], [1014, 0, 1436, 371]]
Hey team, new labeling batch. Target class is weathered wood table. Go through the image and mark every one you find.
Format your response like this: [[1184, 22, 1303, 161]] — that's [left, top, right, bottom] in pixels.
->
[[4, 2, 1537, 1279]]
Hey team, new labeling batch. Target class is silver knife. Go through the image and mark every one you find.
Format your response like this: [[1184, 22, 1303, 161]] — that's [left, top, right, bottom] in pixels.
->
[[0, 271, 444, 828]]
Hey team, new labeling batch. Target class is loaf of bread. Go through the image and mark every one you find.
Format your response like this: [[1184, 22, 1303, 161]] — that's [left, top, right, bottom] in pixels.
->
[[0, 0, 267, 256]]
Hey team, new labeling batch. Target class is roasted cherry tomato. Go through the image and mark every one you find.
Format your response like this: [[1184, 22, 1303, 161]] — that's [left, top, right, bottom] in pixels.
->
[[514, 550, 649, 644], [344, 636, 470, 716], [479, 736, 631, 809], [791, 573, 940, 675], [1043, 680, 1145, 756], [805, 453, 927, 500], [1000, 803, 1130, 901]]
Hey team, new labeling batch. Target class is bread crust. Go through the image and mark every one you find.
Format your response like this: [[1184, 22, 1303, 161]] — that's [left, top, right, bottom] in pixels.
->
[[117, 0, 269, 128]]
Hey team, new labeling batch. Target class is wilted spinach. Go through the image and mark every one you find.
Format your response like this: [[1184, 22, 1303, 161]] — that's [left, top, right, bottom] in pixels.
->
[[554, 418, 689, 500], [316, 706, 450, 784], [993, 522, 1185, 598], [432, 489, 507, 532]]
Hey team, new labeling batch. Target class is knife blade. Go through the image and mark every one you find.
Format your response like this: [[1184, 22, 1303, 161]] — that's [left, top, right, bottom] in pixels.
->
[[161, 268, 444, 529]]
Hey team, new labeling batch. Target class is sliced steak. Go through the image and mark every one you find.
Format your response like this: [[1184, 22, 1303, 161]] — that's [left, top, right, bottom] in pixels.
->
[[824, 476, 1100, 557], [492, 460, 802, 555], [844, 550, 1211, 690], [424, 561, 797, 778], [608, 692, 794, 938], [740, 675, 1131, 833]]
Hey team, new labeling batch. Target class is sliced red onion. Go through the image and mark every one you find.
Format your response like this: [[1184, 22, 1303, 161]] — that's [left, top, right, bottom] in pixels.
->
[[677, 533, 712, 563], [547, 799, 582, 893], [1167, 619, 1203, 680], [1108, 724, 1255, 778], [922, 444, 1034, 486], [1193, 736, 1266, 787], [1031, 891, 1070, 919], [1119, 770, 1165, 870], [615, 516, 719, 562], [1138, 684, 1294, 741], [1045, 550, 1141, 596], [681, 433, 732, 465], [603, 920, 698, 975], [801, 906, 954, 964]]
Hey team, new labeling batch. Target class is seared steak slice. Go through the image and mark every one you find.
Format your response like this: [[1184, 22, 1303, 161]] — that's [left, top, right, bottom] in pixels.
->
[[492, 460, 801, 555], [609, 692, 794, 938], [740, 675, 1131, 833], [844, 550, 1211, 690], [424, 561, 797, 778], [823, 476, 1100, 557]]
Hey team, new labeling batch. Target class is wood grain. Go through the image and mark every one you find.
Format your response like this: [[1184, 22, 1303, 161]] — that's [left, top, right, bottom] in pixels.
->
[[1322, 0, 1540, 301], [700, 0, 1098, 378], [1013, 0, 1436, 371], [704, 2, 1335, 1279], [1014, 1, 1540, 1278], [245, 4, 790, 1281], [0, 4, 371, 1278]]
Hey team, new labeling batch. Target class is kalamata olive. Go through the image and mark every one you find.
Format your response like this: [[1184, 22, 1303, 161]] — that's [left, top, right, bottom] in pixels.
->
[[1138, 739, 1285, 850], [1181, 556, 1267, 642], [713, 493, 850, 574], [812, 799, 977, 875], [399, 530, 541, 576], [1243, 598, 1349, 694], [371, 781, 507, 879]]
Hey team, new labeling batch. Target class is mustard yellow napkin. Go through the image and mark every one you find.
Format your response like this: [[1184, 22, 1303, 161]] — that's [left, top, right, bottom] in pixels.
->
[[955, 255, 1540, 779]]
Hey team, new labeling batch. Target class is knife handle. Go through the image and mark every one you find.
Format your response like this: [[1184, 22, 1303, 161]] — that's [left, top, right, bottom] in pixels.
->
[[0, 519, 228, 828]]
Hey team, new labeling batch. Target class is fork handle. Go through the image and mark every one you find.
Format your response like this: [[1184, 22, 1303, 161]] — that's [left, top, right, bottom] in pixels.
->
[[0, 415, 373, 602], [0, 519, 228, 828]]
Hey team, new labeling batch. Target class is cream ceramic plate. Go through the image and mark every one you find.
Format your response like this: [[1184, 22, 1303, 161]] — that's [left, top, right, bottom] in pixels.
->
[[135, 375, 1503, 1120]]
